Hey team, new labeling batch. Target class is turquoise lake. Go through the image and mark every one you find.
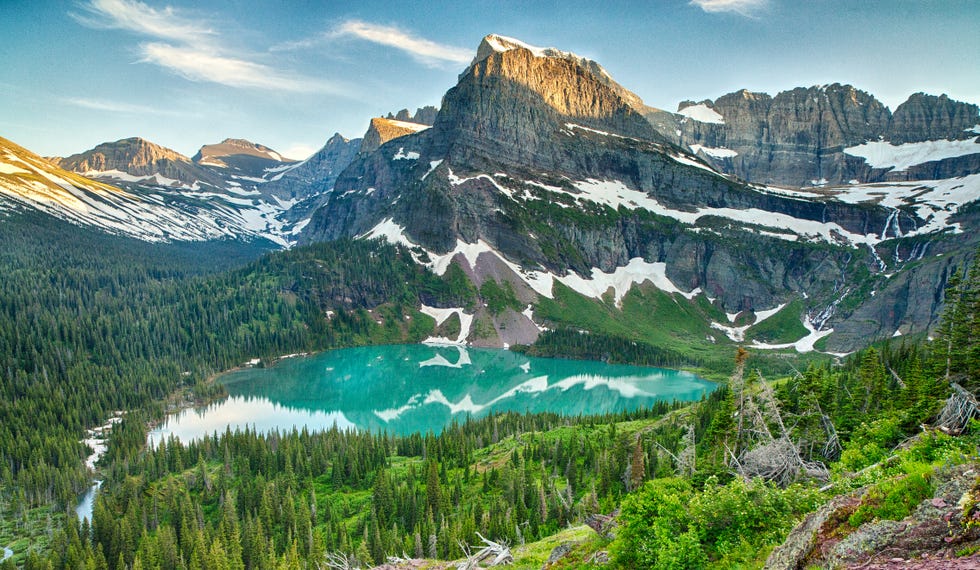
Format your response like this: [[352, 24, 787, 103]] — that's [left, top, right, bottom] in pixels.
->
[[149, 344, 714, 442]]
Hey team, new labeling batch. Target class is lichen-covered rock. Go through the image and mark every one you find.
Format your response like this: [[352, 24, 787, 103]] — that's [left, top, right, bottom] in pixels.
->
[[542, 541, 575, 568], [767, 462, 980, 569], [765, 492, 862, 570]]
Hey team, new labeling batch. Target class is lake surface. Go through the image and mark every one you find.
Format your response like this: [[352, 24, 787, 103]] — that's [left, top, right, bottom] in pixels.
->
[[149, 345, 714, 442]]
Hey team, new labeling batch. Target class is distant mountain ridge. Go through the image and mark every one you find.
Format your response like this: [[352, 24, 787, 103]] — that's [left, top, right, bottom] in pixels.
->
[[647, 85, 980, 187], [54, 137, 225, 188], [3, 32, 979, 356]]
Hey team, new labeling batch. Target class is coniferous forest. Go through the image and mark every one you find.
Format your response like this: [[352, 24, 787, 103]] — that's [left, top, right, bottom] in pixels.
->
[[2, 212, 980, 569]]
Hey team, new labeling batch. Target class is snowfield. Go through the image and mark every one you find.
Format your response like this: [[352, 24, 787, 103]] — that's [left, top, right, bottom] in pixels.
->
[[678, 103, 725, 124], [844, 137, 980, 172]]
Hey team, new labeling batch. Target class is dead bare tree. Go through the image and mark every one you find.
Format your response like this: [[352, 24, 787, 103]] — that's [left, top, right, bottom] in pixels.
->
[[730, 367, 828, 486], [456, 533, 512, 569], [653, 422, 696, 477], [319, 551, 360, 570], [937, 383, 980, 434], [677, 424, 696, 477]]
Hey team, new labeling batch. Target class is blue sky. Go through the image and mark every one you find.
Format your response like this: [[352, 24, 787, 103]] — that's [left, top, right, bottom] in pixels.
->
[[2, 0, 978, 159]]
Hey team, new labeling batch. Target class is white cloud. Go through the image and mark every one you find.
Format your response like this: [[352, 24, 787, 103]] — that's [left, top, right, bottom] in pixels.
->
[[72, 0, 215, 46], [140, 43, 340, 93], [280, 143, 318, 161], [64, 97, 194, 117], [690, 0, 767, 16], [73, 0, 340, 93], [331, 20, 473, 67]]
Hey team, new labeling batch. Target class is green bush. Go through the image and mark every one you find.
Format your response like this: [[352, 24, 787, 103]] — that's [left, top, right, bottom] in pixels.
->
[[848, 466, 933, 527], [613, 477, 822, 569]]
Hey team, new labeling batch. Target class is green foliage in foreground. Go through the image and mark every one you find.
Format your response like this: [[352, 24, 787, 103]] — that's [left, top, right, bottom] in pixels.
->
[[613, 477, 822, 569]]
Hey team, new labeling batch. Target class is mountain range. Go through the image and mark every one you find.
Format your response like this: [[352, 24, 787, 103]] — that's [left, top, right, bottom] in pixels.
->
[[2, 33, 978, 356]]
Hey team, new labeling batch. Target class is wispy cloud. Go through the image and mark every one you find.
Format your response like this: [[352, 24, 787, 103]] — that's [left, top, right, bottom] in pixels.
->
[[278, 20, 473, 68], [64, 97, 196, 117], [71, 0, 216, 46], [72, 0, 341, 93], [141, 43, 338, 93], [690, 0, 767, 17]]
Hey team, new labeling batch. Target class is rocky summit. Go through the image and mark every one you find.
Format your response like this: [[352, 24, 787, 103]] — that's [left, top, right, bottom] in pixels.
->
[[54, 137, 225, 188], [296, 34, 980, 353], [192, 138, 296, 178]]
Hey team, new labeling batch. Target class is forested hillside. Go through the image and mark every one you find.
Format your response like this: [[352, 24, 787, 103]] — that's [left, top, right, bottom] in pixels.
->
[[1, 206, 978, 568], [0, 216, 472, 520]]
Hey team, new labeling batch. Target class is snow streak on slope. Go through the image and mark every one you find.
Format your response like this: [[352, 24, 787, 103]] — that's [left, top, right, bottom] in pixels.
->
[[419, 305, 474, 345], [509, 175, 980, 245], [690, 144, 738, 159], [516, 177, 882, 247], [844, 137, 980, 171], [359, 219, 700, 303], [829, 174, 980, 236]]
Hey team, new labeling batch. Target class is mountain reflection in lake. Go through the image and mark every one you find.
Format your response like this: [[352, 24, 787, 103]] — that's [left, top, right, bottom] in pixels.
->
[[150, 344, 714, 442]]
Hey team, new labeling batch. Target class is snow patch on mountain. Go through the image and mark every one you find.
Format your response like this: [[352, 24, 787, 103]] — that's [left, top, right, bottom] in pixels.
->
[[484, 34, 583, 62], [0, 161, 30, 175], [393, 147, 420, 161], [844, 137, 980, 171], [711, 303, 788, 342], [830, 174, 980, 236], [387, 120, 430, 133], [749, 315, 835, 354], [1, 142, 311, 246], [525, 178, 880, 247], [360, 218, 703, 305], [556, 258, 700, 307], [690, 144, 738, 159], [678, 103, 725, 124]]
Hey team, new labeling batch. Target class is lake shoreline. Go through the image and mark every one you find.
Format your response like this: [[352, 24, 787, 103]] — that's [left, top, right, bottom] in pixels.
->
[[147, 344, 715, 442]]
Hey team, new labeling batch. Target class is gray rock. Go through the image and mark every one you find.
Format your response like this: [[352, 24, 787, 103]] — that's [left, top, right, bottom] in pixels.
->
[[650, 85, 979, 187], [543, 542, 576, 567]]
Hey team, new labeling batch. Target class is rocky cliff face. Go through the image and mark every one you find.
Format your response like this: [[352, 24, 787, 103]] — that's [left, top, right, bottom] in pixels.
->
[[888, 93, 980, 144], [296, 34, 976, 352], [56, 137, 224, 187], [653, 85, 979, 187], [261, 133, 361, 201], [360, 118, 431, 154]]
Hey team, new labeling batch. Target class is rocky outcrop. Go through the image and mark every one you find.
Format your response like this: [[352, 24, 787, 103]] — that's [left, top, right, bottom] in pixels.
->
[[889, 94, 980, 144], [302, 36, 897, 332], [389, 106, 439, 126], [655, 86, 979, 187], [297, 34, 979, 352], [192, 138, 295, 178], [360, 117, 431, 154], [766, 462, 980, 569], [55, 137, 224, 187]]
